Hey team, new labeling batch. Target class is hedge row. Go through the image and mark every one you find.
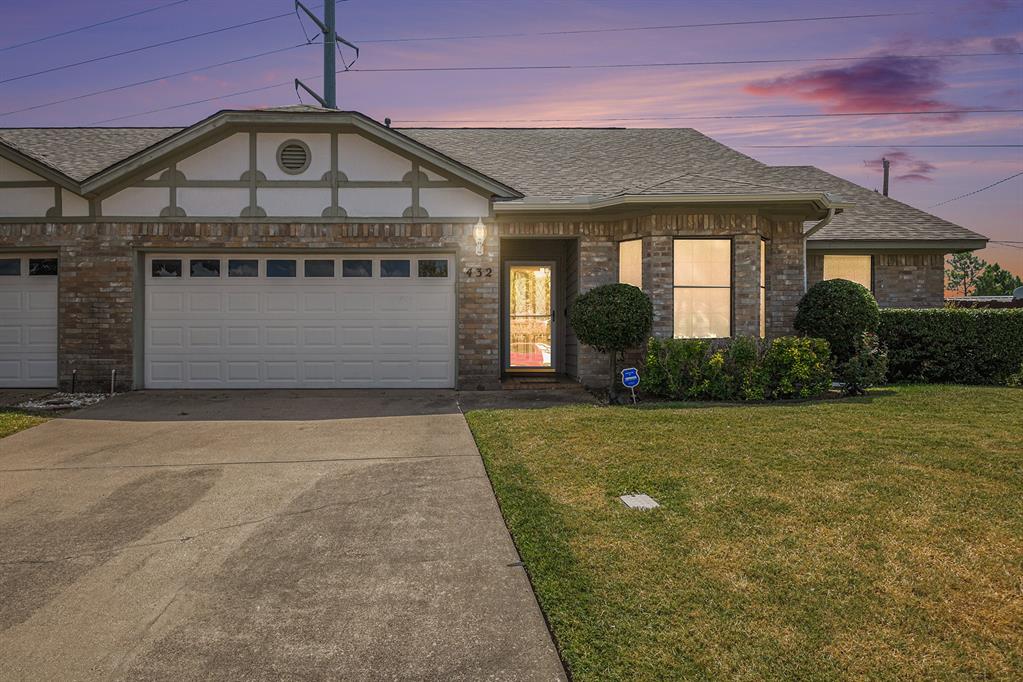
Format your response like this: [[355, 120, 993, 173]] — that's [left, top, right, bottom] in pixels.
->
[[644, 336, 833, 401], [878, 308, 1023, 384]]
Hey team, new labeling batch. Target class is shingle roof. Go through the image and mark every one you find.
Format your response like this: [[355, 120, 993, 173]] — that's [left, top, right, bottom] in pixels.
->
[[0, 117, 985, 244], [400, 127, 796, 200], [758, 166, 987, 242], [0, 127, 180, 181]]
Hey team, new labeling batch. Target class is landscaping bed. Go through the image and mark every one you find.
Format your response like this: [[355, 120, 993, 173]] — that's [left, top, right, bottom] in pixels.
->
[[468, 384, 1023, 680]]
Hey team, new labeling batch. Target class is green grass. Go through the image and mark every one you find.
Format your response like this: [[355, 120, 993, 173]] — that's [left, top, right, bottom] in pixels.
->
[[0, 409, 48, 438], [467, 385, 1023, 681]]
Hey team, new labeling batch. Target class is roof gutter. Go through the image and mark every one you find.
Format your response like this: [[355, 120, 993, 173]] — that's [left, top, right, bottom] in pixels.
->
[[803, 207, 835, 293]]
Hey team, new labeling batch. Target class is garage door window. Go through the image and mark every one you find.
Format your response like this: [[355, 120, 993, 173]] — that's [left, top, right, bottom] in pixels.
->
[[267, 259, 297, 277], [304, 259, 335, 278], [418, 259, 448, 278], [381, 259, 410, 278], [342, 259, 372, 277], [29, 258, 58, 276], [152, 259, 182, 278], [0, 258, 20, 276], [190, 259, 220, 278], [228, 259, 258, 277]]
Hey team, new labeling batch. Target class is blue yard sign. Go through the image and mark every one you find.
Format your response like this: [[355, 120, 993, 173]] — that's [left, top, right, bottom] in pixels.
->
[[621, 367, 640, 404]]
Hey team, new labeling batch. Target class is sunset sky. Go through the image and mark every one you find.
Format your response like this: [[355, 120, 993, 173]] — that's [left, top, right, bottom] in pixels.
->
[[2, 0, 1020, 274]]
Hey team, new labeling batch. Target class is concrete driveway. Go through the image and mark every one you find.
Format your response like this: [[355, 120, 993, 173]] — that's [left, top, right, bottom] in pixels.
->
[[0, 390, 566, 681]]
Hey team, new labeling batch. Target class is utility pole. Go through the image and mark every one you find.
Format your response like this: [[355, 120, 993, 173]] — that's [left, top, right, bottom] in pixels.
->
[[294, 1, 359, 109], [882, 157, 890, 197]]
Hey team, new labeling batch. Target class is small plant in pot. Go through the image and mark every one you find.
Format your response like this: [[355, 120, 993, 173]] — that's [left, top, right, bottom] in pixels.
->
[[569, 283, 653, 403]]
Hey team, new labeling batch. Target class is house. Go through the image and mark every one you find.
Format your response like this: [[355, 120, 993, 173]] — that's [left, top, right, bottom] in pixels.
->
[[0, 106, 987, 391]]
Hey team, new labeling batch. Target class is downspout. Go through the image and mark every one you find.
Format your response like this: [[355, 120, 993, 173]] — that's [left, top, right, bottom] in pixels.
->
[[802, 207, 835, 292]]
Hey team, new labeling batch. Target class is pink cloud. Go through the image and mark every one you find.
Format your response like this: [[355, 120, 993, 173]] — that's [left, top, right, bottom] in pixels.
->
[[991, 36, 1022, 54], [864, 151, 937, 182], [744, 56, 957, 116]]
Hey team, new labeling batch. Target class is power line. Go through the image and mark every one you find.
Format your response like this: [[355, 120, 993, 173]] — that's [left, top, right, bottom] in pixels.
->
[[0, 9, 930, 87], [344, 52, 1021, 74], [0, 1, 346, 87], [354, 12, 920, 43], [927, 171, 1023, 208], [0, 0, 196, 52], [0, 43, 315, 118], [392, 109, 1023, 124], [92, 80, 297, 124]]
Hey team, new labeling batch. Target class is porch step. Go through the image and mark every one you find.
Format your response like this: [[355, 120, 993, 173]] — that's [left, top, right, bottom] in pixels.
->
[[501, 375, 581, 391]]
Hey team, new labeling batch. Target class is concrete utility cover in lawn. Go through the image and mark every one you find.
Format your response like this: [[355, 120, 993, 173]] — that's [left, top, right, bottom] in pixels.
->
[[0, 390, 565, 681]]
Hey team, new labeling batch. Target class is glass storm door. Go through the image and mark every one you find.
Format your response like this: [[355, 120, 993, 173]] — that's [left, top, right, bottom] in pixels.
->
[[507, 263, 554, 370]]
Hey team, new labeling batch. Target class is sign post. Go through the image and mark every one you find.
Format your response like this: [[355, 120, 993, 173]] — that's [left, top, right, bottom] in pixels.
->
[[621, 367, 640, 404]]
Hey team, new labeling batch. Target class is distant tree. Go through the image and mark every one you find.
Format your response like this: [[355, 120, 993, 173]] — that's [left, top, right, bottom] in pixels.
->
[[945, 251, 987, 296], [974, 263, 1023, 296]]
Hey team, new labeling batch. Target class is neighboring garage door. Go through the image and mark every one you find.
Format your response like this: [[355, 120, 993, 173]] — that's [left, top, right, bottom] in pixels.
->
[[0, 254, 58, 387], [144, 253, 456, 388]]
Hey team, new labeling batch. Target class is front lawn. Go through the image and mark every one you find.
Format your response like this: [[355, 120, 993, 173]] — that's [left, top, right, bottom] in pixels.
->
[[0, 409, 48, 438], [467, 385, 1023, 680]]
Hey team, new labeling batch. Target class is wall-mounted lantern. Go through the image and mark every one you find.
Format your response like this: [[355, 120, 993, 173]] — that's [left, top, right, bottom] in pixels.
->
[[473, 218, 487, 256]]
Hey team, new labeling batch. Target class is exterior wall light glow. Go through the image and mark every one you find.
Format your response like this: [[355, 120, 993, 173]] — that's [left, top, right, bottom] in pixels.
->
[[473, 218, 487, 256]]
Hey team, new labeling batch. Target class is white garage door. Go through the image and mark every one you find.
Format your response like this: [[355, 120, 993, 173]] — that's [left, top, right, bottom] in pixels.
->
[[0, 254, 58, 387], [144, 253, 456, 388]]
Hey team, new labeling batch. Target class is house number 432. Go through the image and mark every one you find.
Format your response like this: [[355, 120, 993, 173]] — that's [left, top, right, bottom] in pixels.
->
[[465, 267, 493, 278]]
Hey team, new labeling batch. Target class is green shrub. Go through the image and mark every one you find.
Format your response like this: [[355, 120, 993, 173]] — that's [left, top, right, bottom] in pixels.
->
[[644, 338, 711, 401], [836, 332, 888, 396], [794, 279, 880, 363], [760, 336, 833, 399], [879, 308, 1023, 385], [569, 283, 653, 399], [1005, 364, 1023, 388], [643, 336, 822, 401]]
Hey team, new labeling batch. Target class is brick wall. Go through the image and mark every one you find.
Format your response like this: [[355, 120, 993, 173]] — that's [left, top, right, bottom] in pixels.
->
[[807, 252, 945, 308], [1, 221, 500, 391], [2, 212, 826, 392]]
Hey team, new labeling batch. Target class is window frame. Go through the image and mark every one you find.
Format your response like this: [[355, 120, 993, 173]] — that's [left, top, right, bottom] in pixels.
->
[[822, 254, 874, 292], [760, 238, 767, 339], [618, 238, 643, 289], [672, 236, 734, 339]]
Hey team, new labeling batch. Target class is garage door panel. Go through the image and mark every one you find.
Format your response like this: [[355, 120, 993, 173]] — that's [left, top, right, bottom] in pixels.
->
[[145, 253, 455, 388], [226, 292, 260, 312], [0, 291, 22, 310], [0, 327, 22, 345], [303, 292, 336, 312], [265, 292, 298, 312], [227, 361, 260, 381], [187, 327, 222, 348], [265, 326, 299, 347]]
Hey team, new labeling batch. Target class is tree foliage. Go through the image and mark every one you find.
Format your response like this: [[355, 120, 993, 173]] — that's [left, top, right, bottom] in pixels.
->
[[973, 263, 1023, 296], [945, 251, 987, 296], [794, 279, 880, 364], [569, 284, 652, 400]]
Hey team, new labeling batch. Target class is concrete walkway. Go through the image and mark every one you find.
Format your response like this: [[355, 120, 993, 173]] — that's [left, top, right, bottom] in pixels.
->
[[0, 390, 566, 681]]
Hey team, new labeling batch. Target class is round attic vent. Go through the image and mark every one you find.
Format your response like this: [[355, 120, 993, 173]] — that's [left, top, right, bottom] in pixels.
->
[[276, 140, 311, 174]]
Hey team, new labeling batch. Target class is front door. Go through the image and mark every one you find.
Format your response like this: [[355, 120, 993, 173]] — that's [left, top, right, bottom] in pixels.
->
[[506, 262, 555, 371]]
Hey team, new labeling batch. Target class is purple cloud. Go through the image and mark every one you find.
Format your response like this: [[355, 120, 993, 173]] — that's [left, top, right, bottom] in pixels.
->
[[744, 56, 955, 115], [991, 37, 1022, 54], [864, 151, 937, 183]]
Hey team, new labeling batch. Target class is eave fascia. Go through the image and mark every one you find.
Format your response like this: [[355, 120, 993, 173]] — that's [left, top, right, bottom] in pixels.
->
[[807, 238, 988, 253], [493, 192, 850, 215]]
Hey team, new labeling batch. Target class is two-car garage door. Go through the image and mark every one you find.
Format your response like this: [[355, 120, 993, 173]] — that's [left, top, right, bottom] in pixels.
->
[[144, 253, 456, 388]]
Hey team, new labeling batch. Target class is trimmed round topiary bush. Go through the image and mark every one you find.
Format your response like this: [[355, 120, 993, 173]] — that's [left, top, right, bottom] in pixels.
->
[[794, 279, 880, 364], [569, 283, 653, 400]]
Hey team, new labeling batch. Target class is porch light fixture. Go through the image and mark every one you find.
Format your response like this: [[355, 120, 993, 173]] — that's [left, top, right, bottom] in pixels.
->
[[473, 218, 487, 256]]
